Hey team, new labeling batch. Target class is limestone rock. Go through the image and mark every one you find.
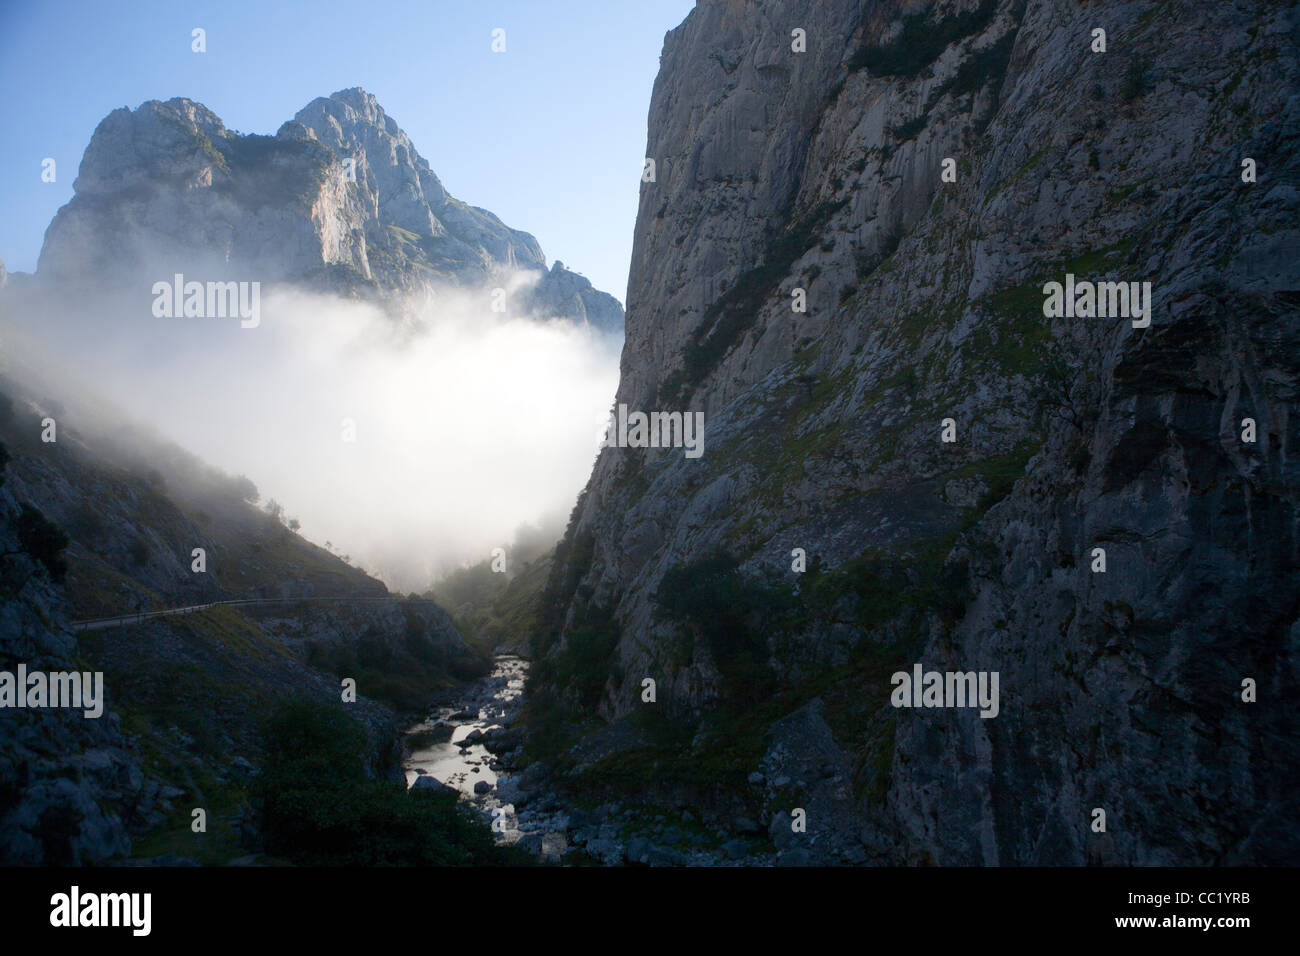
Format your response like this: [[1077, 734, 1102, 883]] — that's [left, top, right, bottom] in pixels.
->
[[36, 88, 623, 333], [534, 0, 1300, 865]]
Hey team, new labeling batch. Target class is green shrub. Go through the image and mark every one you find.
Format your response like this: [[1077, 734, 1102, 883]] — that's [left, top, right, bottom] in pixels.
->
[[13, 503, 69, 582], [655, 552, 795, 706], [673, 200, 846, 399], [531, 500, 594, 660], [532, 601, 621, 715], [214, 133, 333, 209], [357, 626, 393, 670], [889, 115, 927, 142], [256, 698, 523, 865], [849, 0, 998, 77], [938, 29, 1018, 103]]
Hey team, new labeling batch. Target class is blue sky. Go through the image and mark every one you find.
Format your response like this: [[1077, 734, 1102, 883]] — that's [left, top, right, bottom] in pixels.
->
[[0, 0, 696, 302]]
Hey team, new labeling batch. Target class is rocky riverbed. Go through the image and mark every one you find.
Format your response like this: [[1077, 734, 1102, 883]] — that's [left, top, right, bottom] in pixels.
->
[[403, 656, 782, 866], [403, 656, 570, 861]]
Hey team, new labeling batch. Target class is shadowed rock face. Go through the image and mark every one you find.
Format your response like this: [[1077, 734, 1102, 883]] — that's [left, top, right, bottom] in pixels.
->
[[36, 88, 623, 334], [0, 478, 152, 865], [533, 0, 1300, 864]]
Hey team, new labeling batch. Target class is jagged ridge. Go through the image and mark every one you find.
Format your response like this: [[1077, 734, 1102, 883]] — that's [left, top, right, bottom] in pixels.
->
[[37, 88, 623, 333]]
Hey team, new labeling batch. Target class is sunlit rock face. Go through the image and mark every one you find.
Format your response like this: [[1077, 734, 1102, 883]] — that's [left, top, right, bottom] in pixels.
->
[[36, 88, 623, 334], [532, 0, 1300, 865]]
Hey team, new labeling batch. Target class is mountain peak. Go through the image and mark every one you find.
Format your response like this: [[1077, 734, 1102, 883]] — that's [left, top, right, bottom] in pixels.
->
[[291, 86, 400, 139], [328, 86, 383, 115], [33, 91, 624, 332]]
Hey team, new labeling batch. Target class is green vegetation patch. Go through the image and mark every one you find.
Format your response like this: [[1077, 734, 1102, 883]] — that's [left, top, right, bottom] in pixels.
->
[[663, 199, 847, 403], [969, 236, 1138, 378], [255, 699, 525, 865], [522, 493, 627, 760], [430, 550, 553, 656], [215, 133, 334, 209], [849, 0, 998, 77], [937, 29, 1018, 104], [655, 551, 797, 707]]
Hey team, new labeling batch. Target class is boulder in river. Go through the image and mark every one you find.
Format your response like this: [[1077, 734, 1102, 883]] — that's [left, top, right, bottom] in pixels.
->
[[473, 780, 492, 795], [411, 776, 457, 796], [482, 727, 521, 754], [493, 777, 525, 805]]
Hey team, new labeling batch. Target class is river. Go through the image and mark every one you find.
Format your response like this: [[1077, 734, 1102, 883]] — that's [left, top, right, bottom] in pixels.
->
[[402, 655, 773, 865], [402, 655, 570, 859]]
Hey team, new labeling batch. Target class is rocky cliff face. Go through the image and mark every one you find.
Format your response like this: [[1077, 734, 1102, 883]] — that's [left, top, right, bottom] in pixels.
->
[[36, 88, 623, 333], [533, 0, 1300, 864], [0, 475, 161, 865]]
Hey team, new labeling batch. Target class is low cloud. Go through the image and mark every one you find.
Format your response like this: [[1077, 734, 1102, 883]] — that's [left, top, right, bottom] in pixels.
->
[[4, 272, 620, 592]]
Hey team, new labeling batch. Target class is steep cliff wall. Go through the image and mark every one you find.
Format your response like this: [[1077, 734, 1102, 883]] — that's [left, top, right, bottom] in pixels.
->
[[532, 0, 1300, 864]]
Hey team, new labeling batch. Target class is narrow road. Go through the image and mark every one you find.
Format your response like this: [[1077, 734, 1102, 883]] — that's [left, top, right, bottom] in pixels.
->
[[69, 596, 444, 632]]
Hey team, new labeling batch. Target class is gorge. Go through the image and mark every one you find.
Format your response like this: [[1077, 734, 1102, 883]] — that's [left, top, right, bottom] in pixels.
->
[[2, 0, 1298, 868]]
